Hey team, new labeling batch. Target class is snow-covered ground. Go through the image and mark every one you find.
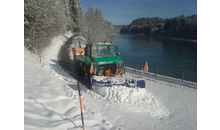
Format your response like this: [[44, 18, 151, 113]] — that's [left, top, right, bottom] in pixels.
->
[[24, 32, 197, 130]]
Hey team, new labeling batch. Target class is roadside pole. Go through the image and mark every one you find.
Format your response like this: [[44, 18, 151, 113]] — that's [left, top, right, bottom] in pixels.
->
[[38, 45, 42, 63], [77, 82, 85, 130]]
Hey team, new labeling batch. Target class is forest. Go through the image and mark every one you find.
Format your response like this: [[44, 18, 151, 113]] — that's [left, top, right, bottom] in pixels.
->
[[83, 8, 115, 43], [119, 14, 197, 40], [24, 0, 114, 53]]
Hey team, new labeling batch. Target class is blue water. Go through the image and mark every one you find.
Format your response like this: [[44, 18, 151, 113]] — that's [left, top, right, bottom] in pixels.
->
[[113, 34, 197, 73]]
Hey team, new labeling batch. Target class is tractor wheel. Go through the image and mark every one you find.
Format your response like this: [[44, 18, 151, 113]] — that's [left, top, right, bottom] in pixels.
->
[[75, 61, 83, 76], [85, 66, 92, 89], [121, 68, 125, 76], [86, 66, 92, 81]]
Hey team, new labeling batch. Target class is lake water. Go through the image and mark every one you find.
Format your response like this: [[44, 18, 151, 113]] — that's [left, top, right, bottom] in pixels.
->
[[113, 34, 197, 73]]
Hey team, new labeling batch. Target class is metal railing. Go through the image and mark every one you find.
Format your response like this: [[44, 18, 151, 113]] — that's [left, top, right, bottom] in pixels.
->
[[123, 59, 197, 83]]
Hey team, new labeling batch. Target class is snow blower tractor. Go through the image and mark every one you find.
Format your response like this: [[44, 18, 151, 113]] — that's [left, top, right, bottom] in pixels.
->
[[72, 41, 145, 88]]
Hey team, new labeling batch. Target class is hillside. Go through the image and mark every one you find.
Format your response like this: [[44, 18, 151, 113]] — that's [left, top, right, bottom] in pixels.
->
[[24, 0, 114, 54], [119, 15, 197, 40]]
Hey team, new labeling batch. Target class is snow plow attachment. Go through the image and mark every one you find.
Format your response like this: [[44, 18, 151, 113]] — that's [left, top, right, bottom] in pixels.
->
[[91, 76, 145, 88]]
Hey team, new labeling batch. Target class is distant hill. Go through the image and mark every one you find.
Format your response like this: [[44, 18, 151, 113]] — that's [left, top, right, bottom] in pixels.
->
[[118, 14, 197, 40], [114, 25, 126, 33]]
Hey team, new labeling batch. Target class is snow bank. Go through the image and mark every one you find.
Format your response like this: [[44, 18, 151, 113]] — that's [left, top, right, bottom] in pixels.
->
[[70, 34, 86, 48], [89, 86, 170, 118]]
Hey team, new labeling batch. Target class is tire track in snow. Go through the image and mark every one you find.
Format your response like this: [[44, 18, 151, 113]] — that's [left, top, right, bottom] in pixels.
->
[[28, 96, 78, 128]]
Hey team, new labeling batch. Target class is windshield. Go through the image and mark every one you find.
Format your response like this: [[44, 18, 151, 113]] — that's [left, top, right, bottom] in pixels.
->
[[92, 45, 118, 56]]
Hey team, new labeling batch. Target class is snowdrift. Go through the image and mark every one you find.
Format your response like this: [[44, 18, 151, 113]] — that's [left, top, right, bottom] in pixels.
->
[[90, 86, 170, 118]]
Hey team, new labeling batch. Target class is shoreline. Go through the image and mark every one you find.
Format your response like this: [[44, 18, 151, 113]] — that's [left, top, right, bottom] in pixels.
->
[[116, 33, 197, 42], [157, 36, 197, 43]]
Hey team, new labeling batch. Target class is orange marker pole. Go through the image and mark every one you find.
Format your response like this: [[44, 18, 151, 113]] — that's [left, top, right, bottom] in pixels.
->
[[77, 82, 85, 130], [141, 68, 144, 78], [90, 62, 94, 73]]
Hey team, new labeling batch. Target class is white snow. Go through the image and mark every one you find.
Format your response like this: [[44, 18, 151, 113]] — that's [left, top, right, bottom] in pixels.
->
[[24, 32, 197, 130], [70, 34, 86, 48]]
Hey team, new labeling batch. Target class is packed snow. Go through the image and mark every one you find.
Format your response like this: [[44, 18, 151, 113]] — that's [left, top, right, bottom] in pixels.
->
[[24, 32, 197, 130]]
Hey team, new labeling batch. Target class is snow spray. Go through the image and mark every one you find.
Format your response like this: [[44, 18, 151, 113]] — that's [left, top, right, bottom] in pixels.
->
[[77, 82, 85, 130]]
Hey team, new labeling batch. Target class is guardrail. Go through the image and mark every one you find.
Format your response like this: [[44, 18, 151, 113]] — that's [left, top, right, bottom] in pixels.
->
[[123, 59, 197, 83]]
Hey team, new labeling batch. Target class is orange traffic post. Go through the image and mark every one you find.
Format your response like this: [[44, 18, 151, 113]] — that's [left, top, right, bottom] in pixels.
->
[[144, 62, 149, 72], [141, 62, 149, 78], [77, 82, 85, 130]]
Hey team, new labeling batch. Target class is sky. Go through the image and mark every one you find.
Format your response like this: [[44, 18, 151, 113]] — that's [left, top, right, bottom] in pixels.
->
[[80, 0, 197, 25]]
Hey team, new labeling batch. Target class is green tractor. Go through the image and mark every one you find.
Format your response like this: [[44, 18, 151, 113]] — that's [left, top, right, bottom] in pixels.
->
[[72, 41, 145, 88]]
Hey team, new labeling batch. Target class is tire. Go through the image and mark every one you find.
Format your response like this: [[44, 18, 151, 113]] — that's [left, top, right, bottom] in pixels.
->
[[86, 66, 92, 81], [75, 61, 83, 76], [85, 66, 92, 89], [122, 68, 125, 76]]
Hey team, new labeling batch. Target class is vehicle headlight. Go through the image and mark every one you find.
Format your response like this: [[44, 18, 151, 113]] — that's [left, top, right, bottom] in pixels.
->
[[99, 62, 106, 65], [115, 62, 122, 68], [98, 70, 104, 76]]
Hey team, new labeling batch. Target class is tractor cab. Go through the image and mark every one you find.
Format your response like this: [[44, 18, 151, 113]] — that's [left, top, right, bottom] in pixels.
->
[[85, 42, 124, 76]]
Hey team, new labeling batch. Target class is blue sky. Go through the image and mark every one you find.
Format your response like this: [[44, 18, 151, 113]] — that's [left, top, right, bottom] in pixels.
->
[[80, 0, 197, 25]]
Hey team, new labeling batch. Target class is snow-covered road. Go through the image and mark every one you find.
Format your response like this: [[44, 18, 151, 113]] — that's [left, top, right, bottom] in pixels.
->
[[24, 32, 197, 130]]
